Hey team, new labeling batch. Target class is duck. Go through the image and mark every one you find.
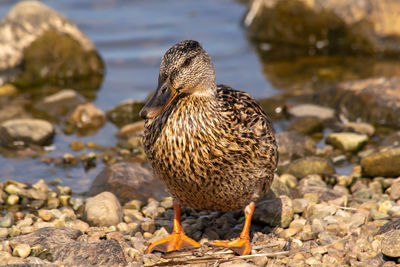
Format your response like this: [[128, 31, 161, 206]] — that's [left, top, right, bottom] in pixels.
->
[[139, 40, 278, 256]]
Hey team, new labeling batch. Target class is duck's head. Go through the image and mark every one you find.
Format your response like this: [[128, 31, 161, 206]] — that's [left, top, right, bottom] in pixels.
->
[[139, 40, 216, 119]]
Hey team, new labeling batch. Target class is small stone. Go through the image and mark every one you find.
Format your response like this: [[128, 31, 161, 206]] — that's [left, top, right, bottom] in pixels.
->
[[0, 228, 9, 238], [141, 219, 155, 233], [288, 116, 324, 135], [12, 244, 31, 258], [278, 228, 300, 238], [160, 197, 173, 209], [381, 229, 400, 257], [32, 179, 49, 193], [292, 198, 309, 214], [343, 122, 375, 136], [47, 197, 59, 209], [48, 178, 62, 186], [370, 209, 389, 220], [0, 213, 14, 228], [253, 195, 293, 228], [84, 192, 123, 226], [56, 186, 71, 195], [38, 209, 53, 221], [283, 157, 335, 178], [124, 200, 143, 210], [361, 147, 400, 177], [70, 197, 84, 210], [66, 220, 89, 233], [326, 132, 368, 152], [7, 194, 19, 205], [70, 141, 85, 151], [388, 181, 400, 200], [69, 103, 106, 130], [59, 195, 71, 206]]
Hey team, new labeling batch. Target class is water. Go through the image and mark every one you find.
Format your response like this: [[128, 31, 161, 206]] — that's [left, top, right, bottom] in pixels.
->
[[0, 0, 278, 192]]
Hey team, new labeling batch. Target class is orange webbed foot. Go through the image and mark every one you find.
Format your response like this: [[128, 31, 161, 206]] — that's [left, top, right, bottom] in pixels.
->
[[147, 232, 201, 253], [211, 237, 252, 255]]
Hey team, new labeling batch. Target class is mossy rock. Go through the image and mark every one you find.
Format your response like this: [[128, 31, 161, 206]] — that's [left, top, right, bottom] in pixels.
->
[[14, 30, 104, 88]]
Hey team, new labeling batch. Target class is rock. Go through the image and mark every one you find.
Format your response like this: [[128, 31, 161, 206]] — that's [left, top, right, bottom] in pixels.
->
[[263, 174, 290, 199], [0, 213, 14, 228], [282, 157, 335, 178], [68, 103, 106, 131], [381, 229, 400, 258], [244, 0, 400, 55], [84, 192, 123, 227], [288, 116, 324, 135], [326, 132, 368, 152], [276, 131, 316, 162], [253, 195, 293, 228], [0, 118, 54, 146], [12, 243, 31, 258], [288, 104, 335, 120], [117, 121, 146, 138], [35, 89, 85, 116], [106, 100, 145, 128], [382, 131, 400, 146], [0, 103, 31, 123], [378, 218, 400, 235], [343, 122, 375, 137], [388, 181, 400, 200], [10, 227, 126, 266], [361, 147, 400, 177], [88, 162, 168, 204], [0, 1, 104, 86], [316, 78, 400, 127]]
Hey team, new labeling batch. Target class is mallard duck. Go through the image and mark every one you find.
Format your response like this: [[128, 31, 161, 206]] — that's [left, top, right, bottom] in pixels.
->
[[139, 40, 277, 255]]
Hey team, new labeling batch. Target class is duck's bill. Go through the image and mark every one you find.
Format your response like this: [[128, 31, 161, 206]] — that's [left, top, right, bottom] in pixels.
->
[[139, 83, 178, 119]]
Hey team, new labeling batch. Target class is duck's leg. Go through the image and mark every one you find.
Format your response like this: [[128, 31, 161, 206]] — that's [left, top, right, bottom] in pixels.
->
[[211, 201, 255, 255], [146, 202, 201, 253]]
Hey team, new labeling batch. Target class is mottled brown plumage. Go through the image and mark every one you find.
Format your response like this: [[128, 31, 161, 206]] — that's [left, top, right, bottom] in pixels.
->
[[140, 40, 278, 255]]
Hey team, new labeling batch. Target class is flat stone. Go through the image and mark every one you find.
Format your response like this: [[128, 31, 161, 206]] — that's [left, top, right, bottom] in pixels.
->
[[83, 192, 123, 227], [35, 89, 85, 117], [288, 104, 335, 120], [326, 132, 368, 152], [343, 122, 375, 136], [282, 156, 335, 178], [88, 162, 167, 204], [0, 118, 54, 146], [361, 147, 400, 177]]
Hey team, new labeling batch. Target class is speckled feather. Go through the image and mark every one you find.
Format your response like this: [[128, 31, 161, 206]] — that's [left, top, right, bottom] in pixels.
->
[[143, 84, 277, 211]]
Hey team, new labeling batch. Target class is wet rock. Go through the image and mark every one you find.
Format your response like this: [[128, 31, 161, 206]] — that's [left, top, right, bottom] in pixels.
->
[[381, 229, 400, 258], [88, 162, 168, 204], [35, 89, 85, 117], [106, 100, 145, 128], [245, 0, 400, 55], [282, 157, 335, 178], [253, 195, 293, 228], [316, 78, 400, 127], [117, 121, 145, 138], [83, 192, 123, 227], [10, 227, 126, 266], [361, 147, 400, 177], [288, 104, 335, 120], [0, 118, 54, 146], [0, 1, 104, 86], [288, 116, 324, 135], [276, 131, 316, 162], [343, 122, 375, 137], [326, 132, 368, 152], [68, 103, 106, 131]]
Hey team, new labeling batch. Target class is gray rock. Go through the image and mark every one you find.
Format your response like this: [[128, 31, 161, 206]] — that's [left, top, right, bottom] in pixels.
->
[[276, 131, 316, 162], [326, 132, 368, 152], [88, 162, 168, 204], [253, 195, 293, 228], [10, 227, 126, 266], [361, 147, 400, 177], [316, 77, 400, 127], [381, 229, 400, 258], [0, 119, 54, 146], [0, 1, 104, 86], [106, 100, 145, 128], [245, 0, 400, 55], [288, 104, 335, 120], [282, 156, 335, 178], [288, 116, 324, 135], [83, 192, 123, 227]]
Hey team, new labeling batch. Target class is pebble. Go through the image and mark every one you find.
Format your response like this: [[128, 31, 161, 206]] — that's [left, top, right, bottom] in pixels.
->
[[12, 243, 31, 258], [84, 192, 123, 226], [0, 214, 14, 228]]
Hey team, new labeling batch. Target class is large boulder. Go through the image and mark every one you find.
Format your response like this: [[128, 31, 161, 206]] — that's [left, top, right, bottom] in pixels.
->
[[245, 0, 400, 55], [315, 77, 400, 127], [88, 162, 168, 204], [0, 1, 104, 87]]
